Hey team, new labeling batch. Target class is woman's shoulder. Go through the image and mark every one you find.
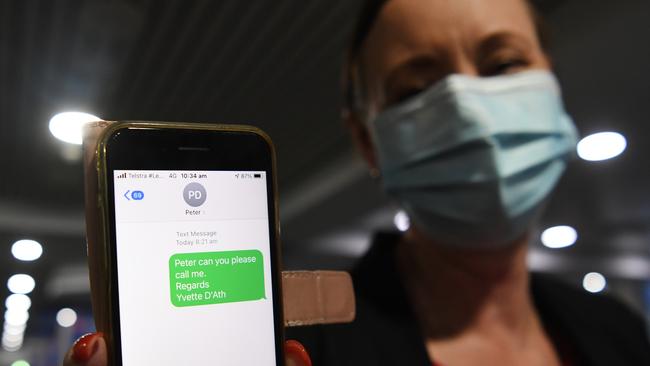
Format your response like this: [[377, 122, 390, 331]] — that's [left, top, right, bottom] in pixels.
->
[[531, 272, 645, 328], [532, 273, 650, 364]]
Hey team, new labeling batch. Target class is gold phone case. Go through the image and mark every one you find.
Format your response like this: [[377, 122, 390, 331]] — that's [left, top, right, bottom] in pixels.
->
[[83, 121, 283, 363]]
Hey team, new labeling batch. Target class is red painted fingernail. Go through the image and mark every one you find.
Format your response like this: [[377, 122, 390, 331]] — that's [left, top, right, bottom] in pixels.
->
[[72, 332, 103, 363], [285, 339, 312, 366]]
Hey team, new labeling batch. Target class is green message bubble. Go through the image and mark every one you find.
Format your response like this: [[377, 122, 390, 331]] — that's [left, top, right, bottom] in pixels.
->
[[169, 250, 265, 307]]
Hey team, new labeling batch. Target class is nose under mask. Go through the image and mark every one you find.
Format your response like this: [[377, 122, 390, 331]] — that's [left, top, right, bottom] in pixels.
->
[[369, 70, 579, 249]]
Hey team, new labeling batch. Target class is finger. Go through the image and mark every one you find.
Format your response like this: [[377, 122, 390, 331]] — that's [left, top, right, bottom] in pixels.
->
[[63, 332, 107, 366], [285, 340, 312, 366], [83, 123, 111, 332], [63, 333, 309, 366]]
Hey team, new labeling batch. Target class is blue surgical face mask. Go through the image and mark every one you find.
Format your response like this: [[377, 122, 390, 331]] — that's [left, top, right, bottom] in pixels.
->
[[369, 70, 579, 248]]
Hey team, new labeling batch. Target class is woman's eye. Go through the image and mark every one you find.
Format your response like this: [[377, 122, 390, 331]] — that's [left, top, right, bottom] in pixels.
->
[[391, 86, 426, 105], [484, 58, 528, 76]]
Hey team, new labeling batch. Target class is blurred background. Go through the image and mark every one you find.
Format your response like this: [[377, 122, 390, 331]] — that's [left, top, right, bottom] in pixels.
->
[[0, 0, 649, 364]]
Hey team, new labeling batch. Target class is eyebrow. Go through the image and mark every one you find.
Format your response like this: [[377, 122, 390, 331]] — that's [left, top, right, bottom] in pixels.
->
[[475, 31, 534, 61], [381, 31, 536, 96]]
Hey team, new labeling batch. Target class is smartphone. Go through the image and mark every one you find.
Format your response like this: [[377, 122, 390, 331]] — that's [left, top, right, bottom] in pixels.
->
[[94, 122, 284, 365]]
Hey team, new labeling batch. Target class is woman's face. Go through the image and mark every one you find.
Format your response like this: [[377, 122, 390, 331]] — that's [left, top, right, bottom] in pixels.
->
[[358, 0, 550, 117]]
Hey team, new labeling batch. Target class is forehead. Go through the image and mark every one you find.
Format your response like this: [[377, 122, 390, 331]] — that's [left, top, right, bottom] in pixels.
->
[[360, 0, 539, 75]]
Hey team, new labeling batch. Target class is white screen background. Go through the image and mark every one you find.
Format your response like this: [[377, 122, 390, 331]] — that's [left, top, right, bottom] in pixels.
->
[[113, 170, 277, 365]]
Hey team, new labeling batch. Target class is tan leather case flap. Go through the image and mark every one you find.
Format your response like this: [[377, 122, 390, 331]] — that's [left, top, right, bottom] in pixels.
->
[[282, 270, 356, 326]]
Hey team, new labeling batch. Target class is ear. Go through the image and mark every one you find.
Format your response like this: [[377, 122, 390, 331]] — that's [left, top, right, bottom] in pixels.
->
[[343, 108, 378, 171]]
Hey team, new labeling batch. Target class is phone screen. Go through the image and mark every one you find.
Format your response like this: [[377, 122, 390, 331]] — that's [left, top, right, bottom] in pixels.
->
[[111, 169, 277, 365]]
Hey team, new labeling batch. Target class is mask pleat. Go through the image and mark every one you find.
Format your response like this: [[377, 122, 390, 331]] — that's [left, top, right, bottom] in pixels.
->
[[369, 70, 579, 248]]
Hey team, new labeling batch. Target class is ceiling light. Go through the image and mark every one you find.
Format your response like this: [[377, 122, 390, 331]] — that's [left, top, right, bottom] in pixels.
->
[[2, 332, 23, 343], [4, 309, 29, 326], [3, 323, 26, 335], [56, 308, 77, 328], [5, 294, 31, 311], [393, 210, 410, 232], [541, 225, 577, 249], [49, 112, 101, 145], [11, 239, 43, 261], [2, 336, 23, 352], [577, 131, 627, 161], [11, 360, 30, 366], [583, 272, 606, 293], [7, 274, 35, 295], [2, 343, 22, 352], [3, 336, 23, 346]]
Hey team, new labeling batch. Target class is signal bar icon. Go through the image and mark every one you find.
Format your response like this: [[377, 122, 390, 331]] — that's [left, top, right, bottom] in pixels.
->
[[117, 172, 127, 179]]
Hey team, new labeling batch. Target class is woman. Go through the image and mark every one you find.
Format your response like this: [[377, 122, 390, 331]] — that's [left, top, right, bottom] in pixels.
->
[[65, 0, 650, 365], [288, 0, 649, 364]]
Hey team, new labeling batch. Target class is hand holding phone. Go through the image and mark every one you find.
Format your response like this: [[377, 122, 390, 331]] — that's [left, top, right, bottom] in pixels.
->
[[80, 121, 355, 366], [85, 122, 285, 365], [62, 332, 312, 366]]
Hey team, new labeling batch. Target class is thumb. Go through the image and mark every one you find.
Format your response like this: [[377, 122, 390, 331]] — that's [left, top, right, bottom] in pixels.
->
[[285, 340, 312, 366], [63, 332, 107, 366]]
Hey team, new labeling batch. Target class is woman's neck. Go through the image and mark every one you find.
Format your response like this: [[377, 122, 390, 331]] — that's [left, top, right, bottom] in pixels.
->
[[397, 226, 536, 340]]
